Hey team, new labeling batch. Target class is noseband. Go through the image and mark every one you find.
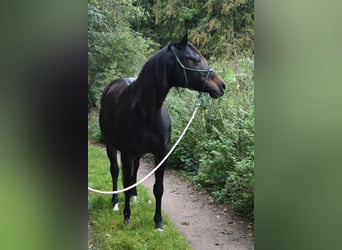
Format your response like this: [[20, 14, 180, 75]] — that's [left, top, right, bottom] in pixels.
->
[[171, 46, 213, 89]]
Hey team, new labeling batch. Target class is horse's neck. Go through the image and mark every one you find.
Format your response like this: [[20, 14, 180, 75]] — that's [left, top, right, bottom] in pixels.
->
[[128, 79, 170, 120]]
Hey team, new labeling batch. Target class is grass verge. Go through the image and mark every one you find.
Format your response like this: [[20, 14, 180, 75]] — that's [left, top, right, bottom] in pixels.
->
[[88, 144, 192, 250]]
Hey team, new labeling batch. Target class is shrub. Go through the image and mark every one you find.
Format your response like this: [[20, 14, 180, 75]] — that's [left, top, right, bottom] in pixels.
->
[[88, 0, 154, 109], [88, 108, 101, 142], [225, 158, 254, 219], [165, 57, 254, 219]]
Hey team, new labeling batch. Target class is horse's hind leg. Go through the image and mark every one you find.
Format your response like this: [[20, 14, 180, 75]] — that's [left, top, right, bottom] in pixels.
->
[[106, 144, 119, 211]]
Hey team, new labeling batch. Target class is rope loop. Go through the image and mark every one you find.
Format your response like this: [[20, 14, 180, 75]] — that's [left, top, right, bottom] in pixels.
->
[[88, 101, 201, 195]]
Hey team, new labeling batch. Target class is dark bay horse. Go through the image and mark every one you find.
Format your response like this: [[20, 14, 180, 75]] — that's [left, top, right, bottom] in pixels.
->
[[99, 32, 225, 230]]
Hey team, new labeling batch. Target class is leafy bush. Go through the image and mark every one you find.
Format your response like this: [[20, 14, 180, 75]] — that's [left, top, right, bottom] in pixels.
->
[[88, 108, 101, 142], [165, 58, 254, 219], [225, 158, 254, 218], [88, 0, 155, 109]]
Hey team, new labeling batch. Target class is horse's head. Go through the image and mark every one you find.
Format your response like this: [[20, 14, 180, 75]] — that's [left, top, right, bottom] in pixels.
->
[[170, 32, 226, 99]]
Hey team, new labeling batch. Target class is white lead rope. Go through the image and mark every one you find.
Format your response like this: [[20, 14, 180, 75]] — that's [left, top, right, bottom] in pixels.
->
[[88, 103, 201, 195]]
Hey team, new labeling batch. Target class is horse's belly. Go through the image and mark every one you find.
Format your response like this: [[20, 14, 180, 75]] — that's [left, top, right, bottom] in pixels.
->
[[109, 128, 168, 156]]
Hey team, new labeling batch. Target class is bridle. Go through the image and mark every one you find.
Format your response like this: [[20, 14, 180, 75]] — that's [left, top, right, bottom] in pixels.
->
[[171, 45, 213, 90]]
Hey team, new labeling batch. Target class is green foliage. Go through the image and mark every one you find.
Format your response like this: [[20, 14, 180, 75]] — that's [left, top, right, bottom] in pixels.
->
[[165, 58, 254, 219], [88, 0, 153, 109], [136, 0, 254, 60], [225, 158, 254, 218], [88, 108, 101, 142]]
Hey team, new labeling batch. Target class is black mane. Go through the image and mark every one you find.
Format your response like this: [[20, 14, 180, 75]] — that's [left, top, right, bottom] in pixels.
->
[[128, 45, 173, 119]]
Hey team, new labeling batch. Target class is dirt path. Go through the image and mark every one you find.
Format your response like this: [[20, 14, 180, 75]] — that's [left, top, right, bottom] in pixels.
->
[[138, 159, 254, 250]]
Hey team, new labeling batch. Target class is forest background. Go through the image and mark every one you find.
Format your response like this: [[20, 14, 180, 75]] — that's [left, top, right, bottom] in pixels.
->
[[88, 0, 254, 219]]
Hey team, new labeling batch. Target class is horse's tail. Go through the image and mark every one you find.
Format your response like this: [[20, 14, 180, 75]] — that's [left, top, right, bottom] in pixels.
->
[[100, 83, 112, 106], [100, 79, 121, 106]]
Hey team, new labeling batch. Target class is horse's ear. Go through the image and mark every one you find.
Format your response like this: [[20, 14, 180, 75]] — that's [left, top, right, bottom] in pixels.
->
[[176, 30, 188, 49]]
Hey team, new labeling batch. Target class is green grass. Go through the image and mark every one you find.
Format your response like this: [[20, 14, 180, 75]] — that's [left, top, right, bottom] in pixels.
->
[[88, 144, 192, 250]]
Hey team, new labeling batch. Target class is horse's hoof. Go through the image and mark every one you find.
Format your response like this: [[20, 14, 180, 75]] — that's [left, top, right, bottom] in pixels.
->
[[113, 203, 119, 211], [155, 222, 163, 232], [124, 218, 130, 225], [131, 196, 137, 204]]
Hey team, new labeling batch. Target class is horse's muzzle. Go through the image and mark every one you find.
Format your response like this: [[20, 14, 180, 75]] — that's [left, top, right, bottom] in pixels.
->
[[207, 75, 225, 98]]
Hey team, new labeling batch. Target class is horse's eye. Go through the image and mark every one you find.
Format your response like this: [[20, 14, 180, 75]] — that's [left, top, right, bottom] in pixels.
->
[[192, 57, 201, 65]]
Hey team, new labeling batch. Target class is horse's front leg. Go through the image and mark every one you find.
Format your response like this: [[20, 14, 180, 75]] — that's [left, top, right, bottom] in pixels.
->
[[153, 149, 168, 230], [106, 145, 119, 211], [121, 153, 134, 224]]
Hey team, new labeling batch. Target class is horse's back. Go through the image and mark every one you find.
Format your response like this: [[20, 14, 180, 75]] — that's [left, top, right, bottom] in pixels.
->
[[101, 78, 136, 104], [99, 77, 170, 155]]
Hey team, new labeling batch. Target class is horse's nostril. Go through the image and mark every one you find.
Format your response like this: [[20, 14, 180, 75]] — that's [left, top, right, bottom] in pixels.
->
[[221, 83, 226, 91]]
